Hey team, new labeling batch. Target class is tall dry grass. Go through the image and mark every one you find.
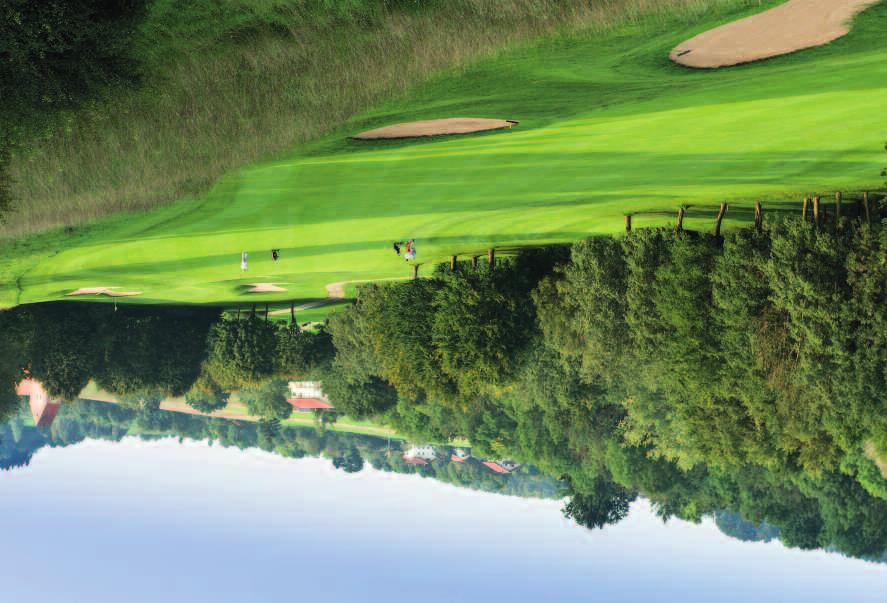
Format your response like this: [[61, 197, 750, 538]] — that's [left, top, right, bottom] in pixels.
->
[[4, 0, 747, 238]]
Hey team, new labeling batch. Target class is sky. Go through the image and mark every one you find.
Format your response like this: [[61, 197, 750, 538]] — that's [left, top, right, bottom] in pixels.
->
[[1, 437, 885, 603]]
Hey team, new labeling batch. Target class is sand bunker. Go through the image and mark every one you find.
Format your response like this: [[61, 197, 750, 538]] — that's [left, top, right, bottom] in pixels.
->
[[670, 0, 877, 68], [353, 118, 518, 140], [66, 287, 142, 297], [247, 283, 288, 293]]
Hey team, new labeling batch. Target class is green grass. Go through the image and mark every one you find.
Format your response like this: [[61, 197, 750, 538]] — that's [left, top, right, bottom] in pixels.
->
[[280, 413, 402, 438], [1, 1, 885, 308], [77, 381, 401, 438], [5, 0, 718, 236], [222, 395, 401, 437]]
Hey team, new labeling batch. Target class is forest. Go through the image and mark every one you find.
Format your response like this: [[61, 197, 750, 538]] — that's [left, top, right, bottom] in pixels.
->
[[319, 208, 887, 558], [2, 207, 887, 559], [0, 302, 330, 420], [0, 397, 559, 500]]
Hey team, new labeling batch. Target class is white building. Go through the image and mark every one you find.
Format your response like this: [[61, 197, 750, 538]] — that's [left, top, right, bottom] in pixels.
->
[[452, 448, 471, 461], [499, 460, 520, 472], [403, 445, 437, 462], [289, 381, 327, 400]]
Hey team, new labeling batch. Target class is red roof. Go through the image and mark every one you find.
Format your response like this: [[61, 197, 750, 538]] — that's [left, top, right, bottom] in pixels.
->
[[32, 398, 61, 428], [288, 397, 334, 410], [451, 454, 467, 463], [17, 379, 61, 428], [483, 461, 511, 474], [403, 457, 428, 465]]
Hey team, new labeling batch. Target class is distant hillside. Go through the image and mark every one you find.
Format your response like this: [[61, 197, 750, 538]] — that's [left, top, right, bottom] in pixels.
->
[[2, 0, 750, 236], [0, 397, 561, 500]]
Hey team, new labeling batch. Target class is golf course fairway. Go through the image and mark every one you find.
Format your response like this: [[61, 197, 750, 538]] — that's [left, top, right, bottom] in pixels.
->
[[1, 1, 885, 309]]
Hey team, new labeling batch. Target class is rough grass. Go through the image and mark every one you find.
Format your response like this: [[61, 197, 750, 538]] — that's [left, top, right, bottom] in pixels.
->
[[4, 0, 752, 237]]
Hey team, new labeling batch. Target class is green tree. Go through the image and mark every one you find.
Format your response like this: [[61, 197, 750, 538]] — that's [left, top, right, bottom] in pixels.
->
[[338, 280, 449, 400], [800, 472, 887, 558], [840, 225, 887, 446], [764, 220, 855, 469], [558, 236, 628, 384], [332, 445, 365, 473], [0, 308, 29, 421], [95, 308, 214, 397], [621, 228, 671, 365], [184, 373, 230, 413], [320, 362, 397, 419], [431, 252, 558, 394], [257, 418, 281, 451], [326, 297, 382, 382], [205, 315, 277, 389], [562, 476, 636, 530], [275, 323, 334, 378], [26, 305, 101, 401], [239, 380, 292, 421]]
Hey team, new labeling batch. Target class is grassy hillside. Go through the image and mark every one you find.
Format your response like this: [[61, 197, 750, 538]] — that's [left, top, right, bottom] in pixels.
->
[[4, 0, 721, 237], [1, 0, 885, 308]]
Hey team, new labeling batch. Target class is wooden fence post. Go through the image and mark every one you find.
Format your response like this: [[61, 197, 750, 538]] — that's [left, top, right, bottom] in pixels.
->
[[265, 303, 269, 321], [676, 207, 685, 232], [802, 197, 809, 221], [450, 255, 457, 272], [714, 202, 728, 237], [472, 255, 478, 269], [835, 191, 842, 219], [488, 248, 496, 269], [625, 214, 632, 233], [863, 191, 871, 224], [754, 200, 762, 231], [251, 304, 256, 318], [290, 301, 296, 323], [813, 196, 821, 225], [412, 264, 419, 280]]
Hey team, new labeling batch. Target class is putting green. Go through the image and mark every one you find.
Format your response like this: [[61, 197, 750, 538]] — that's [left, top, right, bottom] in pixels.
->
[[1, 2, 885, 308]]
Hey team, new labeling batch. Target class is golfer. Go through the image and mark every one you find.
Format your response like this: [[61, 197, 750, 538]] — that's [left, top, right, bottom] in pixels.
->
[[241, 251, 248, 272]]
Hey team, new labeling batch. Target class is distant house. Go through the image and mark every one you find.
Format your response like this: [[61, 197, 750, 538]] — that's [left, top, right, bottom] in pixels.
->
[[288, 398, 334, 412], [287, 380, 334, 413], [403, 444, 437, 464], [289, 381, 326, 399], [451, 448, 471, 463], [403, 457, 428, 466], [483, 460, 520, 474], [16, 379, 61, 428], [499, 460, 520, 472]]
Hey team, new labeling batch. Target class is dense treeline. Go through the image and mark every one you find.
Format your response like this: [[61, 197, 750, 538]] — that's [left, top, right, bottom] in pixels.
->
[[321, 211, 887, 558], [4, 394, 886, 561], [3, 210, 887, 557], [0, 303, 333, 426], [0, 304, 218, 402], [0, 397, 558, 500]]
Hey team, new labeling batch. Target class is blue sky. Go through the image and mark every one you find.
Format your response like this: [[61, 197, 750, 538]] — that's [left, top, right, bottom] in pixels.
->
[[1, 437, 885, 602]]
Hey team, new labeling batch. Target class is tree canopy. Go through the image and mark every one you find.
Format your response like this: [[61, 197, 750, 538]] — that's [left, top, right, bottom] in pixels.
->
[[3, 211, 887, 559]]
